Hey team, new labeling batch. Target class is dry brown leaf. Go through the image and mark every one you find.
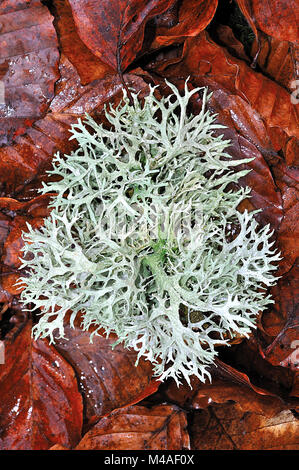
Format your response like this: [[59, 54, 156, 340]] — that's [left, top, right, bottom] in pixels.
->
[[68, 0, 175, 71]]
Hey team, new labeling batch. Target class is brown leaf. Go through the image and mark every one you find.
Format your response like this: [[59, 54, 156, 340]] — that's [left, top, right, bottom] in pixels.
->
[[68, 0, 175, 71], [219, 339, 295, 402], [234, 1, 258, 41], [204, 89, 283, 229], [164, 360, 287, 418], [262, 263, 299, 368], [52, 0, 114, 85], [0, 320, 83, 450], [0, 194, 53, 216], [236, 0, 299, 44], [151, 0, 218, 48], [0, 213, 10, 250], [53, 316, 160, 428], [0, 195, 53, 296], [0, 0, 60, 145], [180, 32, 299, 139], [75, 404, 189, 450], [0, 55, 148, 196], [272, 164, 299, 274], [252, 33, 299, 94], [191, 403, 299, 450], [2, 216, 43, 268], [214, 24, 250, 62]]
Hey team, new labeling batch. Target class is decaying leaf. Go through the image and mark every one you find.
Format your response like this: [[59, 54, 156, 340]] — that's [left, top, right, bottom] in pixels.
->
[[0, 0, 60, 146], [52, 0, 114, 85], [151, 0, 218, 48], [236, 0, 299, 44], [0, 56, 148, 195], [53, 315, 160, 428], [0, 321, 83, 450], [179, 32, 299, 139], [191, 402, 299, 450], [75, 404, 190, 450], [68, 0, 175, 71]]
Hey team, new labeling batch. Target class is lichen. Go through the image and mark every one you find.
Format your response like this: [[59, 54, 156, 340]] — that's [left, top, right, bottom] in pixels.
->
[[17, 80, 280, 386]]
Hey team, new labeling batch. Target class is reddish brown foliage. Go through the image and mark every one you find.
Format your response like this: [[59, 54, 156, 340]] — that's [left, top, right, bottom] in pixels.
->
[[54, 315, 160, 429], [0, 321, 83, 449], [0, 0, 298, 451], [0, 0, 59, 145], [237, 0, 299, 43], [75, 404, 189, 450]]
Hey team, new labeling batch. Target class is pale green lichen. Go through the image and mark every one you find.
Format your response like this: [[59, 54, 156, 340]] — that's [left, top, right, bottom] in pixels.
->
[[17, 80, 280, 385]]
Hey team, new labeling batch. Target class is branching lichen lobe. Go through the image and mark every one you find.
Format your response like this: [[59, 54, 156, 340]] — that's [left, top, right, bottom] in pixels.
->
[[18, 81, 280, 386]]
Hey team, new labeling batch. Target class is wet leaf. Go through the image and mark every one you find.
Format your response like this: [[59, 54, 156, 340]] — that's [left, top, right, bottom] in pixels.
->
[[0, 56, 148, 196], [0, 321, 83, 450], [151, 0, 218, 48], [236, 0, 299, 43], [164, 359, 287, 418], [191, 403, 299, 450], [52, 0, 114, 85], [75, 404, 189, 450], [0, 0, 60, 145], [54, 316, 160, 429], [179, 32, 299, 139], [68, 0, 175, 71]]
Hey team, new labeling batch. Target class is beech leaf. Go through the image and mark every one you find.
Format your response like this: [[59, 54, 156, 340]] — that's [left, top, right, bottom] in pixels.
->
[[68, 0, 175, 71], [0, 321, 83, 450]]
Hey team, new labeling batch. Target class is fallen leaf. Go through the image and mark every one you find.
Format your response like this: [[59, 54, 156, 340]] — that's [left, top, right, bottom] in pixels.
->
[[191, 403, 299, 450], [219, 339, 295, 402], [252, 33, 299, 93], [75, 404, 189, 450], [0, 55, 148, 196], [213, 24, 250, 62], [54, 316, 160, 429], [151, 0, 218, 48], [52, 0, 114, 85], [236, 0, 299, 44], [272, 164, 299, 274], [164, 359, 287, 418], [261, 262, 299, 372], [177, 32, 299, 139], [0, 0, 60, 145], [68, 0, 175, 71], [0, 320, 83, 450]]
